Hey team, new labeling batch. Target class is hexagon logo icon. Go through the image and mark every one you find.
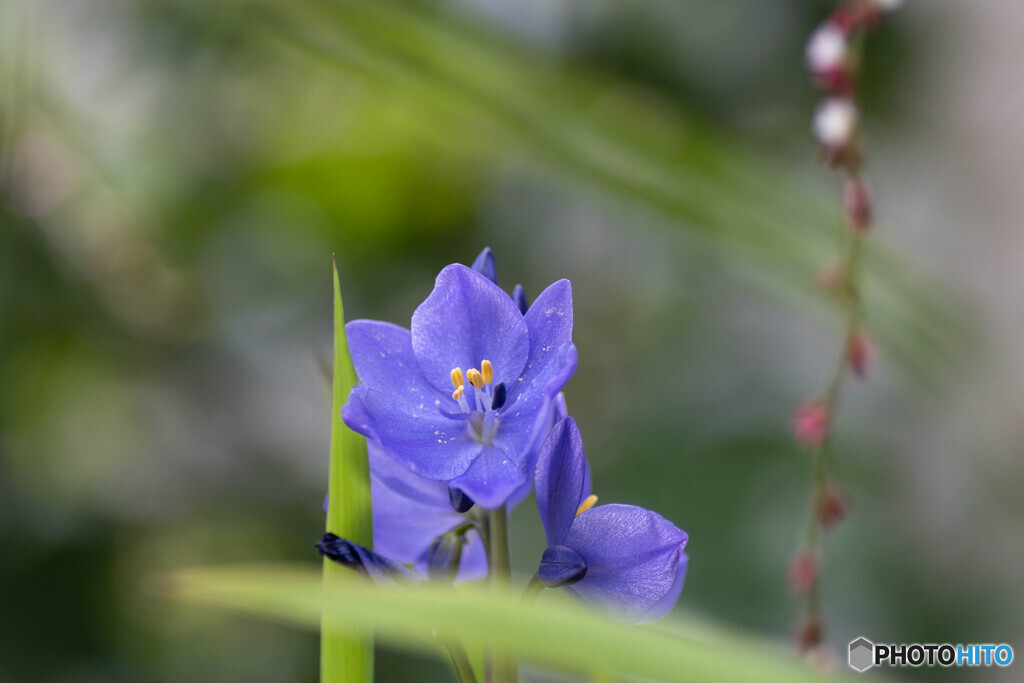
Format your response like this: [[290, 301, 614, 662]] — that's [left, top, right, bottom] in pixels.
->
[[849, 637, 875, 672]]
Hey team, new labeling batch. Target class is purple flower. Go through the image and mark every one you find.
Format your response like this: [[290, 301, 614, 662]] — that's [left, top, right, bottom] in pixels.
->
[[321, 441, 486, 582], [342, 259, 577, 509], [506, 390, 568, 508], [534, 417, 689, 623], [369, 443, 486, 582]]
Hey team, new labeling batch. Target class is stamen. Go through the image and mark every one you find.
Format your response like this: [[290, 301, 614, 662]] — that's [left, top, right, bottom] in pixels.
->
[[472, 385, 487, 413], [442, 363, 505, 443], [490, 382, 507, 410], [575, 494, 598, 517]]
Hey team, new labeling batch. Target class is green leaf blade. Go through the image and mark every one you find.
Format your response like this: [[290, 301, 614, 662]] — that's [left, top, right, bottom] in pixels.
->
[[322, 258, 373, 683], [169, 565, 890, 683]]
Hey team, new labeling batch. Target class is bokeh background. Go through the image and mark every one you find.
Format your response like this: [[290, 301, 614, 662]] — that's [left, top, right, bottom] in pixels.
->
[[2, 0, 1022, 681]]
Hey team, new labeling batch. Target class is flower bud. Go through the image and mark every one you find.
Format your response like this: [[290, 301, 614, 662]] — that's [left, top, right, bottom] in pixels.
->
[[805, 23, 851, 92], [813, 98, 859, 166], [788, 550, 819, 596], [471, 247, 497, 284], [512, 283, 529, 315], [846, 331, 874, 378], [792, 400, 830, 451], [842, 176, 872, 231], [816, 483, 850, 530], [316, 533, 412, 583], [426, 532, 465, 583]]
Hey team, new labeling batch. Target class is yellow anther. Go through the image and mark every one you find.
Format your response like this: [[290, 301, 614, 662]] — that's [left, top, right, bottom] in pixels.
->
[[466, 368, 484, 389], [452, 385, 464, 401], [481, 359, 493, 385], [450, 368, 464, 389], [575, 494, 598, 517]]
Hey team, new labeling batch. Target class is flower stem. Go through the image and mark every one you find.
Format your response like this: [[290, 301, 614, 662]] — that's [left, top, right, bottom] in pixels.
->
[[487, 506, 511, 582], [798, 187, 867, 642], [445, 641, 478, 683], [793, 2, 894, 650], [484, 505, 514, 683]]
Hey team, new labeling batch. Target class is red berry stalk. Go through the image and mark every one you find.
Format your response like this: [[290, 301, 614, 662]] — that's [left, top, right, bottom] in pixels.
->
[[789, 0, 898, 656]]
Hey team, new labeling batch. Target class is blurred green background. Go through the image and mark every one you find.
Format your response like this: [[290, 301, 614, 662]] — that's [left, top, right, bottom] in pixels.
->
[[2, 0, 1022, 681]]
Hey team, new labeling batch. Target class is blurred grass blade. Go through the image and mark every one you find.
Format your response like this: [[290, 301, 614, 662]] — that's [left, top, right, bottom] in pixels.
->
[[323, 258, 373, 683], [243, 0, 974, 384], [168, 564, 883, 683]]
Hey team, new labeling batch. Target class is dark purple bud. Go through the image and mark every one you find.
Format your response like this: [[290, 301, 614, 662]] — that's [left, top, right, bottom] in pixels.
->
[[316, 533, 410, 582], [512, 284, 529, 314], [448, 486, 475, 513], [426, 532, 465, 582], [538, 544, 587, 588], [490, 382, 507, 410], [317, 533, 361, 568], [471, 247, 497, 284]]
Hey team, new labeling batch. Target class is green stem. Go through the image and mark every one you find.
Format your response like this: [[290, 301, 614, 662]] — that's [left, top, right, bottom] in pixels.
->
[[484, 506, 514, 683], [446, 641, 478, 683], [487, 506, 510, 583]]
